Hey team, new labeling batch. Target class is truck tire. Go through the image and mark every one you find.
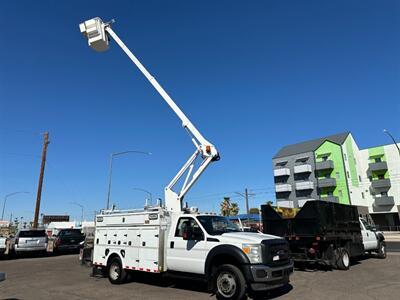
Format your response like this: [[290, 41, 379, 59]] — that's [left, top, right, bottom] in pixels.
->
[[336, 248, 350, 270], [107, 257, 128, 284], [214, 264, 246, 300], [377, 241, 387, 259]]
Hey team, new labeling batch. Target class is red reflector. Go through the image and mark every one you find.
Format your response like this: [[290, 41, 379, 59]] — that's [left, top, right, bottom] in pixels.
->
[[139, 268, 143, 271]]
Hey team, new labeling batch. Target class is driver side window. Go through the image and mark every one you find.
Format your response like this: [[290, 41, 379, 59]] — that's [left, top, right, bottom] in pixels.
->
[[175, 217, 204, 240]]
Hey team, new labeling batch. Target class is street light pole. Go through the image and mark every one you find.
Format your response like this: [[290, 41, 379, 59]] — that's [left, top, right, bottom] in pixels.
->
[[70, 202, 84, 224], [132, 187, 153, 206], [1, 192, 30, 221], [106, 150, 151, 210], [383, 129, 400, 156]]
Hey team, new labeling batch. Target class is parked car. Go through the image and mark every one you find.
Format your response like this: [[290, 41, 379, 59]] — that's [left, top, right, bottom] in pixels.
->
[[0, 237, 7, 256], [53, 229, 85, 254], [13, 229, 48, 255]]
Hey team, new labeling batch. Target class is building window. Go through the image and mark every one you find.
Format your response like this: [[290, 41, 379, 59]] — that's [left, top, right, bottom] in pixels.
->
[[362, 192, 365, 199], [346, 171, 350, 178], [322, 155, 328, 161], [344, 153, 347, 161]]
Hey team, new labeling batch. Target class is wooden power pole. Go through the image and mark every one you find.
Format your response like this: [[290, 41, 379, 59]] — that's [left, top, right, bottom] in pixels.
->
[[33, 132, 50, 228], [244, 188, 250, 225]]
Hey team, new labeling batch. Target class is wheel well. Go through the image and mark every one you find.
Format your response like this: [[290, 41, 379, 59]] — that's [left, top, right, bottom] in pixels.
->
[[106, 253, 121, 267], [209, 254, 243, 274]]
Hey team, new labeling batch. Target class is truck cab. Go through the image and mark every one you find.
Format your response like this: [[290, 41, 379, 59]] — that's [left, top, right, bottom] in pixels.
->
[[359, 217, 386, 257]]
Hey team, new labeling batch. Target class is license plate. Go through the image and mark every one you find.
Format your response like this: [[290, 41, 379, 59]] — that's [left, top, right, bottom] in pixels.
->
[[273, 255, 280, 261]]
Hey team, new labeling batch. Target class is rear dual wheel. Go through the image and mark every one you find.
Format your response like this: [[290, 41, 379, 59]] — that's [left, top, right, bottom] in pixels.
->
[[335, 248, 350, 270], [108, 257, 128, 284]]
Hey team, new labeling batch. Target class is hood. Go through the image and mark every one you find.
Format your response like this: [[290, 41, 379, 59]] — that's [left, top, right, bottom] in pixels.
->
[[216, 231, 283, 244]]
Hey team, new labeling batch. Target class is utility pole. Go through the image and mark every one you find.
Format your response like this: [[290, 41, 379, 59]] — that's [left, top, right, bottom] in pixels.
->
[[33, 132, 49, 228], [235, 188, 254, 225], [245, 188, 250, 225]]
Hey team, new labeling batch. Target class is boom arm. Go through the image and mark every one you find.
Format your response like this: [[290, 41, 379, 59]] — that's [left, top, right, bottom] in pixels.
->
[[79, 18, 219, 212]]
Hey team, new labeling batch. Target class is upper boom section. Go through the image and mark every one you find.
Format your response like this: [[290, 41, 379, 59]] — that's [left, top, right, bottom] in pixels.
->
[[79, 17, 219, 212]]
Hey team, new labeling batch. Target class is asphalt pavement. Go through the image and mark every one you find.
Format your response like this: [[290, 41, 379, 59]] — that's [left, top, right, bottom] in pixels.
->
[[1, 253, 400, 300]]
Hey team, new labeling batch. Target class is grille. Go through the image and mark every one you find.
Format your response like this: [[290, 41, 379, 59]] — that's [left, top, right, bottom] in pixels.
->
[[261, 239, 291, 267]]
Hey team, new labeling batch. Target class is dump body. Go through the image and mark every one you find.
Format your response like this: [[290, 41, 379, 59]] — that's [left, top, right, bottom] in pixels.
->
[[261, 201, 364, 265]]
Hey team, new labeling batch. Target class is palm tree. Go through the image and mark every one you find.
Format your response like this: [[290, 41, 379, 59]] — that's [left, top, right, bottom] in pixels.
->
[[230, 203, 239, 216], [220, 197, 231, 216], [220, 197, 240, 216]]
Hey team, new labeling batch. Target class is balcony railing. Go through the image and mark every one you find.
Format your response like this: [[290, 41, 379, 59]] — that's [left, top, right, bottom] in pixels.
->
[[274, 168, 290, 177], [315, 160, 334, 171], [275, 183, 292, 193], [368, 161, 388, 172], [320, 195, 339, 203], [295, 181, 314, 190], [318, 178, 337, 188], [374, 195, 395, 206], [371, 178, 391, 190], [294, 164, 312, 174]]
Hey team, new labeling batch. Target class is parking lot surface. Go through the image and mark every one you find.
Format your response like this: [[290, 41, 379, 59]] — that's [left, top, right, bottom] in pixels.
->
[[1, 253, 399, 300]]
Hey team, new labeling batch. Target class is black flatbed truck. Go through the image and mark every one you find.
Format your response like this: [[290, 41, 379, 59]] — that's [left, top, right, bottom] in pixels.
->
[[261, 201, 370, 270]]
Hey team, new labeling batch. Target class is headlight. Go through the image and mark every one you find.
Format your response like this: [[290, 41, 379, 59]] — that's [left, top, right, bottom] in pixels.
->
[[242, 243, 262, 264]]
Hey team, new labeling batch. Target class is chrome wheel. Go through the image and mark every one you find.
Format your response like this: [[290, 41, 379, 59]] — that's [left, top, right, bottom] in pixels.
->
[[342, 251, 349, 268], [216, 272, 236, 298], [109, 262, 120, 281]]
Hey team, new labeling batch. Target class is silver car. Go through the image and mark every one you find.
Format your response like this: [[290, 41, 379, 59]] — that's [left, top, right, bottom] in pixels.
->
[[14, 229, 48, 255]]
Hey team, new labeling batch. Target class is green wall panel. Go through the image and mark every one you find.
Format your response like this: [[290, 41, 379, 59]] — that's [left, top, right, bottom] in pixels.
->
[[315, 141, 350, 205], [344, 136, 359, 187]]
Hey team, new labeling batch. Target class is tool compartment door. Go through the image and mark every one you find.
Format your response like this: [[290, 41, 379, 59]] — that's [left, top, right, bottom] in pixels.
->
[[138, 226, 160, 272]]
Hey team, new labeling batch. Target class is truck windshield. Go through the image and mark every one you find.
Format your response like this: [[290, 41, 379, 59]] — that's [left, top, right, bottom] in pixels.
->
[[197, 216, 241, 235]]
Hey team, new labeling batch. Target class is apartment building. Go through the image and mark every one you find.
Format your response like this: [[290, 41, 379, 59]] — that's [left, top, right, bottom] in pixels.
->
[[272, 132, 400, 229]]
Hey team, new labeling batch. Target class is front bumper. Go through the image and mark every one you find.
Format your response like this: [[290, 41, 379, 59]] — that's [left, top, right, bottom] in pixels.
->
[[243, 262, 294, 291]]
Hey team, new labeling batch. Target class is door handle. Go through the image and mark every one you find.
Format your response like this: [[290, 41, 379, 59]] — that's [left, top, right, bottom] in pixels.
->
[[170, 241, 174, 249]]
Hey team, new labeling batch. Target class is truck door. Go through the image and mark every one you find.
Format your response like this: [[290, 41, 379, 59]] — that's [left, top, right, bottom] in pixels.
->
[[360, 218, 378, 251], [167, 216, 207, 274]]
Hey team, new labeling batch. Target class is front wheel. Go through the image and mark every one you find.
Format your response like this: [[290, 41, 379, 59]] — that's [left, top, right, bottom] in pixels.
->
[[107, 257, 128, 284], [377, 241, 387, 259], [214, 264, 246, 300]]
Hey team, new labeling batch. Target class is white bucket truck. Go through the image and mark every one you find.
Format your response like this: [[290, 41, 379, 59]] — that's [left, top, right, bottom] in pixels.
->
[[79, 17, 293, 299]]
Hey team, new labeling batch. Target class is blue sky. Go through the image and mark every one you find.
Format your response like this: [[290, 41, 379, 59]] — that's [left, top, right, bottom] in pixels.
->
[[1, 0, 399, 221]]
